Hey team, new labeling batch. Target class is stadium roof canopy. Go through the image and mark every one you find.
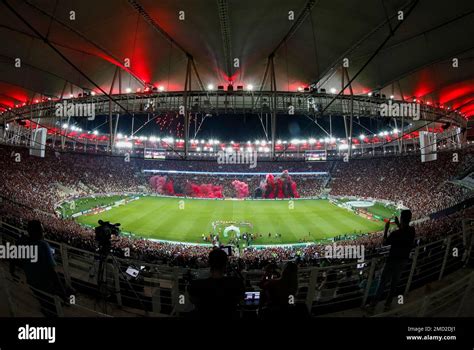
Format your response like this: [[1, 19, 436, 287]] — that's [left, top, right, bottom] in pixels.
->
[[0, 0, 473, 117]]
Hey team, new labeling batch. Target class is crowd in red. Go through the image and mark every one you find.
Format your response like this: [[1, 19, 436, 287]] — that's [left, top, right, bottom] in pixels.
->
[[0, 145, 472, 268]]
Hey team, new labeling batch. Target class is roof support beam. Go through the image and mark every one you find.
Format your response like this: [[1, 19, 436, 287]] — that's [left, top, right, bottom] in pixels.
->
[[109, 67, 119, 153], [314, 0, 413, 87], [268, 0, 317, 58], [22, 1, 146, 87], [379, 46, 474, 94], [257, 0, 318, 92], [319, 0, 420, 116], [217, 0, 233, 80], [270, 56, 277, 159], [183, 57, 193, 158], [128, 0, 190, 57], [343, 67, 353, 159], [128, 0, 206, 92], [397, 80, 406, 153], [0, 93, 23, 105], [2, 0, 135, 120], [0, 53, 79, 98]]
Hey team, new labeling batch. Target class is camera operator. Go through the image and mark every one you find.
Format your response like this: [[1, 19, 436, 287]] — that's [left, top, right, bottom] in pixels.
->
[[188, 248, 245, 319]]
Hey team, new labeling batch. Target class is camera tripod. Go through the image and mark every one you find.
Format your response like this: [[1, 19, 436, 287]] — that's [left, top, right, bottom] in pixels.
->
[[93, 245, 147, 315]]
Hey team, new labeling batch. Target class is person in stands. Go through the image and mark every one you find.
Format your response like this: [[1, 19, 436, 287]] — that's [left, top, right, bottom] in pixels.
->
[[259, 261, 309, 319], [188, 248, 244, 319], [23, 220, 67, 317], [370, 210, 416, 311]]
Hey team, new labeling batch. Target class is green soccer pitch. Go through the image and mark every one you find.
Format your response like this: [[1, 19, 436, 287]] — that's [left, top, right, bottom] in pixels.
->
[[72, 196, 394, 245]]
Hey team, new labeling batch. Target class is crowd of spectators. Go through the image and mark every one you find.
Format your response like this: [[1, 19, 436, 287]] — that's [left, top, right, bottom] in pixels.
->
[[0, 148, 145, 214], [1, 199, 470, 270], [330, 149, 473, 218], [0, 144, 472, 270]]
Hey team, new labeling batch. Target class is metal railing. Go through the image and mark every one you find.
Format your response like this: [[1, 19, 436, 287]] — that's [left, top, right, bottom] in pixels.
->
[[374, 272, 474, 317], [1, 218, 472, 317]]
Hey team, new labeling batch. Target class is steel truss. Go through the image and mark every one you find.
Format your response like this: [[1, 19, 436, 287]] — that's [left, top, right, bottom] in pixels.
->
[[1, 90, 467, 158], [3, 91, 466, 127]]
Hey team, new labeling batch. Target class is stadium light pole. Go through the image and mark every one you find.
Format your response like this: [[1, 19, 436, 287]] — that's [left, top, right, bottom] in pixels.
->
[[183, 56, 193, 159], [270, 54, 277, 160], [257, 0, 318, 160], [343, 67, 354, 160], [109, 66, 119, 153], [397, 80, 406, 154]]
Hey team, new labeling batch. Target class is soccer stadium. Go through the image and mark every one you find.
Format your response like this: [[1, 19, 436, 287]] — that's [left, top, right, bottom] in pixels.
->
[[0, 0, 473, 345]]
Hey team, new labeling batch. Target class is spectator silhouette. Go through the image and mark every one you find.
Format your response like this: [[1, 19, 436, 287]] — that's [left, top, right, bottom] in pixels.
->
[[260, 262, 297, 306], [259, 262, 308, 319], [23, 220, 67, 317], [188, 248, 244, 319], [370, 210, 416, 311]]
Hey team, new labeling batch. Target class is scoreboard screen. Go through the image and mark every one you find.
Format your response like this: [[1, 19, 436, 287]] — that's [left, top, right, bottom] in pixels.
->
[[144, 149, 166, 160], [305, 150, 327, 162]]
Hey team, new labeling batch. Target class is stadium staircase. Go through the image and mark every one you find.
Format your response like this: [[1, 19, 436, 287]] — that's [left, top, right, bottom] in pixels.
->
[[455, 152, 474, 180], [55, 183, 82, 199], [321, 161, 338, 189], [329, 160, 338, 175], [321, 175, 331, 189]]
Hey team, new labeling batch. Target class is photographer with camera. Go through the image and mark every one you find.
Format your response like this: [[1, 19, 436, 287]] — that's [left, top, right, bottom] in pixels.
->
[[369, 210, 416, 312]]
